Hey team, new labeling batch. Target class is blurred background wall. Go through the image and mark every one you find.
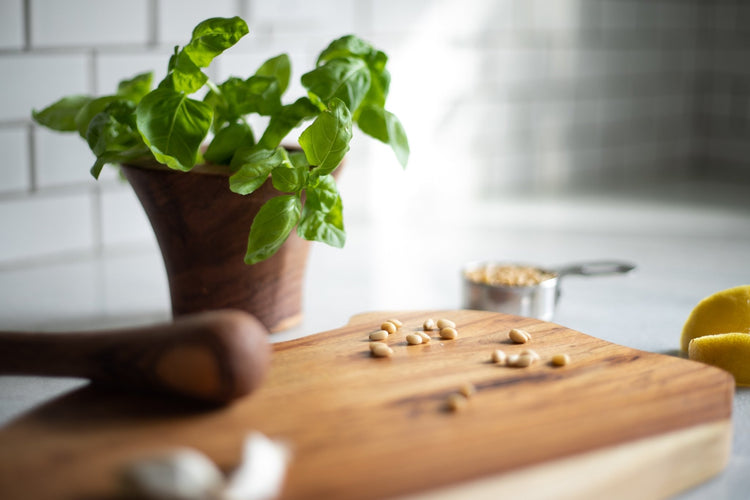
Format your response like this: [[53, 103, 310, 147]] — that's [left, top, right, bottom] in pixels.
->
[[0, 0, 748, 269]]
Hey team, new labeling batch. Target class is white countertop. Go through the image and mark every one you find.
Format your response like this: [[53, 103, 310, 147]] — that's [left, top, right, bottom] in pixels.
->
[[1, 180, 749, 499]]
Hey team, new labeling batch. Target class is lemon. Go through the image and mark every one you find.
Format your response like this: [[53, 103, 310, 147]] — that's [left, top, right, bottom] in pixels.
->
[[688, 333, 750, 386], [680, 285, 750, 353]]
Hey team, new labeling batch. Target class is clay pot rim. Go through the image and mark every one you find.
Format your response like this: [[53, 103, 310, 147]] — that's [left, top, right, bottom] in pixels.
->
[[122, 144, 305, 178], [122, 158, 233, 177]]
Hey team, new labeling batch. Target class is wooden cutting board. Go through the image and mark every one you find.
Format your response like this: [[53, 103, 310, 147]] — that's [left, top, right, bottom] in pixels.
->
[[0, 310, 734, 500]]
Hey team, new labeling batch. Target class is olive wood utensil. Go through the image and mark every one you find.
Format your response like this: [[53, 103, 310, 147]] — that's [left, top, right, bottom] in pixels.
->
[[0, 309, 271, 404]]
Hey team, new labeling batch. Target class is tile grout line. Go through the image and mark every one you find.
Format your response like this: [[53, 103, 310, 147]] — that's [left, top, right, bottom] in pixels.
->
[[27, 123, 37, 192], [89, 49, 104, 256], [237, 0, 248, 21], [22, 0, 35, 192], [22, 0, 31, 50], [147, 0, 159, 47]]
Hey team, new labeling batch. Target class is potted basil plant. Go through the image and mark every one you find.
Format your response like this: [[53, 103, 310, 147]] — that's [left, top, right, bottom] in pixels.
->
[[32, 16, 409, 332]]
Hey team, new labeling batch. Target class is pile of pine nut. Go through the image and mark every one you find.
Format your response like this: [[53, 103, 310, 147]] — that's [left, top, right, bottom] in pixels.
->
[[368, 317, 460, 358], [366, 317, 572, 413], [491, 328, 571, 369]]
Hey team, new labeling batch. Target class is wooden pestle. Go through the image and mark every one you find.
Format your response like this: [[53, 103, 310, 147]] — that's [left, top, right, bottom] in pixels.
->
[[0, 310, 271, 404]]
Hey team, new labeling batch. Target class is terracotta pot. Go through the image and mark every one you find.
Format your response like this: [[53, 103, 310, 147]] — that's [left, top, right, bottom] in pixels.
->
[[121, 161, 310, 333]]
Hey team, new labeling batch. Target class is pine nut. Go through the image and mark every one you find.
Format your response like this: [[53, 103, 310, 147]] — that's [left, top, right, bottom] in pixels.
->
[[417, 331, 431, 342], [381, 321, 397, 334], [423, 318, 436, 331], [510, 352, 536, 368], [551, 353, 570, 366], [437, 318, 455, 329], [439, 327, 458, 340], [521, 348, 540, 361], [507, 354, 520, 365], [491, 349, 507, 364], [459, 382, 476, 398], [446, 393, 467, 412], [508, 328, 531, 344], [406, 333, 423, 345], [369, 330, 388, 341], [388, 318, 403, 328], [370, 342, 393, 358]]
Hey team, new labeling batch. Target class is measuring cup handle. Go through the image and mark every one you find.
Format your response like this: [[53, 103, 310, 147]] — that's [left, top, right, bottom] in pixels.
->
[[555, 261, 636, 278]]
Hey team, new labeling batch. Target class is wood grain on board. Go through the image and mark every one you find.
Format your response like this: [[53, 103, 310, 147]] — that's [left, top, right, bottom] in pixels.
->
[[0, 310, 734, 499]]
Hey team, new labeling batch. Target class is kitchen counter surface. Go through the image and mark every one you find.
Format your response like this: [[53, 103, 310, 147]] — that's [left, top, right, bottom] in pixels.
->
[[1, 181, 748, 499]]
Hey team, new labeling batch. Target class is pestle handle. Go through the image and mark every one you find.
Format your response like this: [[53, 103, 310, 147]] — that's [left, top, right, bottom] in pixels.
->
[[0, 310, 271, 404]]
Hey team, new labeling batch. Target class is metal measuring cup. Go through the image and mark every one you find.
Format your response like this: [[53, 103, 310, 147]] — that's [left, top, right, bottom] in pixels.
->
[[461, 261, 636, 321]]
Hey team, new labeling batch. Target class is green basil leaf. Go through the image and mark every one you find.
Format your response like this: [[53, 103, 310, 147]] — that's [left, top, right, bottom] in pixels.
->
[[357, 105, 409, 167], [136, 88, 212, 171], [384, 111, 409, 168], [204, 76, 282, 130], [360, 67, 390, 111], [356, 105, 388, 143], [255, 54, 291, 95], [297, 207, 345, 248], [366, 49, 388, 73], [90, 153, 114, 179], [183, 17, 249, 67], [32, 95, 93, 132], [301, 57, 370, 111], [204, 122, 254, 165], [230, 76, 282, 116], [229, 147, 285, 194], [298, 180, 345, 248], [86, 111, 138, 156], [163, 50, 208, 94], [257, 97, 320, 150], [288, 151, 310, 169], [117, 72, 153, 103], [104, 99, 137, 129], [317, 35, 375, 65], [74, 96, 122, 138], [306, 174, 339, 211], [299, 98, 352, 176], [271, 164, 308, 193], [245, 195, 301, 265], [89, 144, 149, 179]]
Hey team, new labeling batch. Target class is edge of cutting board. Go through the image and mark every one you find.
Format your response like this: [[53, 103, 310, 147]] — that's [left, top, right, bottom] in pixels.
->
[[399, 419, 731, 500]]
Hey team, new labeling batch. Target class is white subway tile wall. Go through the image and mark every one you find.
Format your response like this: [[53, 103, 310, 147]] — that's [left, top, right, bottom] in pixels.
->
[[0, 0, 747, 272], [0, 191, 94, 262], [99, 185, 156, 247], [157, 0, 238, 44], [35, 128, 95, 187], [0, 0, 24, 50], [30, 0, 150, 47], [2, 53, 90, 121], [0, 127, 30, 193]]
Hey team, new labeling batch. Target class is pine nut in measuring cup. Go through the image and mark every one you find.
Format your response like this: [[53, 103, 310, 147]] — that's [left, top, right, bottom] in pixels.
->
[[462, 261, 635, 321]]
